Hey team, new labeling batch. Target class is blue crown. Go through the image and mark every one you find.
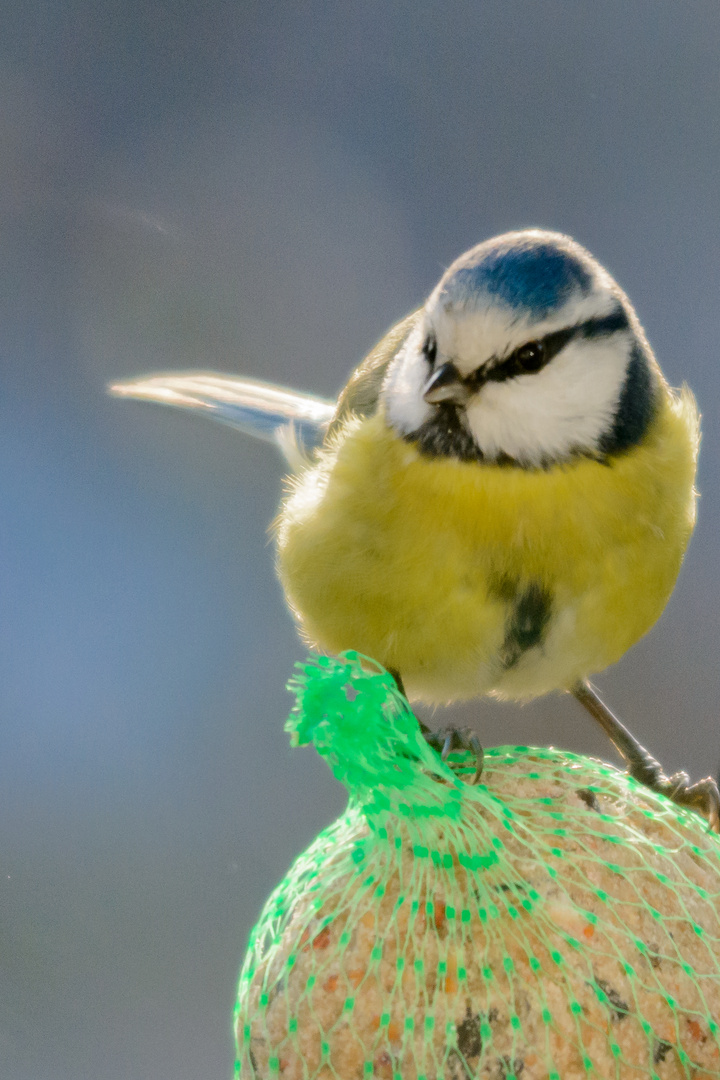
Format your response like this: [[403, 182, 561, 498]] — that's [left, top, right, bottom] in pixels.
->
[[441, 234, 594, 319]]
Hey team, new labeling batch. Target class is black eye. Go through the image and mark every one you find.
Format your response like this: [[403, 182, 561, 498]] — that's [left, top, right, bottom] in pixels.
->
[[513, 340, 546, 373], [422, 336, 437, 366]]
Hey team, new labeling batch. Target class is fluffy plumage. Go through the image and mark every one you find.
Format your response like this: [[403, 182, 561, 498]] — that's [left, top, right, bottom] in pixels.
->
[[278, 393, 697, 703], [111, 229, 700, 707]]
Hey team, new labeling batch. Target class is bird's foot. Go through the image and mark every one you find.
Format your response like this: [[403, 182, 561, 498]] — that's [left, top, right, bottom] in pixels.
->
[[572, 680, 720, 833], [419, 722, 484, 785], [628, 757, 720, 833]]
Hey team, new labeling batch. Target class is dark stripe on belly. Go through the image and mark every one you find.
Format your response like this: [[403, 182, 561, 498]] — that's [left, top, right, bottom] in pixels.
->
[[500, 582, 553, 668]]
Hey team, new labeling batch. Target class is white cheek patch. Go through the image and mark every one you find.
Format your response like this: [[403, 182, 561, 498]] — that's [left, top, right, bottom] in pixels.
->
[[465, 338, 631, 465], [383, 330, 433, 435]]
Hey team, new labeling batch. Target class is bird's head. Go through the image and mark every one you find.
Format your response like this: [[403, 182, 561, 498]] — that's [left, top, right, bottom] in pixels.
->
[[383, 229, 660, 467]]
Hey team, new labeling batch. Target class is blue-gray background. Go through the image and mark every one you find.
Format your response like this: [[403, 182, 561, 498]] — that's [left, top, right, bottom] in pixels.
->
[[3, 3, 720, 1077]]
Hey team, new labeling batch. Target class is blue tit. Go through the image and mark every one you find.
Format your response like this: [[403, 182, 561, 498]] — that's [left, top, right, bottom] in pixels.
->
[[111, 228, 719, 829]]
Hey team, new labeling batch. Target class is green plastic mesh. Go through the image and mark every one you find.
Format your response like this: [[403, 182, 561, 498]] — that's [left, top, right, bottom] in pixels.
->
[[235, 653, 720, 1080]]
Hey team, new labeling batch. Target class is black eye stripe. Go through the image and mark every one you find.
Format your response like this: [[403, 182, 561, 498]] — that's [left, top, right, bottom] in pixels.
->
[[422, 335, 437, 365], [472, 305, 630, 386], [579, 307, 630, 339]]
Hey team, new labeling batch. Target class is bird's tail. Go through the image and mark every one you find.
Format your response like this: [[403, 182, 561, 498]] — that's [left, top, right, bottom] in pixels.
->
[[108, 372, 336, 469]]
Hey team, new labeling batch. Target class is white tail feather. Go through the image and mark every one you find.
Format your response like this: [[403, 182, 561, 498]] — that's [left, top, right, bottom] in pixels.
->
[[109, 372, 335, 467]]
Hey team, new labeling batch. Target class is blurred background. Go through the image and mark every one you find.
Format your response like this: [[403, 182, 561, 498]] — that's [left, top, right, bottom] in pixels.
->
[[2, 2, 720, 1077]]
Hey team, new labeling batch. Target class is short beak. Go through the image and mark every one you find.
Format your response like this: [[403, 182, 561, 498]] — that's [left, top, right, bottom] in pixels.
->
[[422, 362, 471, 406]]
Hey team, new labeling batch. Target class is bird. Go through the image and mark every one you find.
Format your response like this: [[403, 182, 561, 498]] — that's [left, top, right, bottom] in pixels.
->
[[110, 228, 719, 830]]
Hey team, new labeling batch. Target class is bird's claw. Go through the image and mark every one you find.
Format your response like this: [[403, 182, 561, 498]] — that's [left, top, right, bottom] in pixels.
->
[[657, 771, 720, 833], [421, 724, 484, 784], [573, 682, 720, 834], [626, 757, 720, 833]]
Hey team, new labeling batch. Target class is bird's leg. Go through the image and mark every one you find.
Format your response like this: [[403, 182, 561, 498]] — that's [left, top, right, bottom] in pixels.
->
[[572, 680, 720, 832], [422, 725, 485, 785], [388, 668, 407, 699], [388, 669, 484, 784]]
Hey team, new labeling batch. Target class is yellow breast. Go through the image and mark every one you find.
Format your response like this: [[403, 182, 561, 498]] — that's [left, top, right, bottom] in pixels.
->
[[275, 387, 698, 704]]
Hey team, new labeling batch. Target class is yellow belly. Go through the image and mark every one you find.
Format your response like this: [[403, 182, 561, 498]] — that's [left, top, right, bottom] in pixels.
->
[[275, 389, 698, 704]]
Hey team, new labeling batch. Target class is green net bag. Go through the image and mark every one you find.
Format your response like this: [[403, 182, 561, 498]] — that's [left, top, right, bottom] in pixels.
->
[[235, 653, 720, 1079]]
